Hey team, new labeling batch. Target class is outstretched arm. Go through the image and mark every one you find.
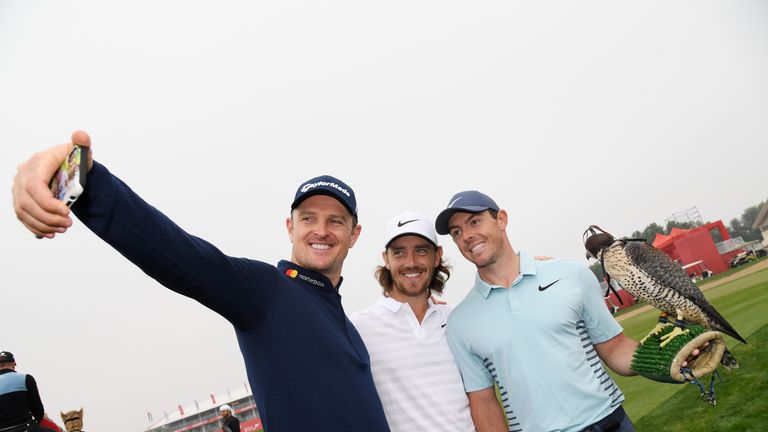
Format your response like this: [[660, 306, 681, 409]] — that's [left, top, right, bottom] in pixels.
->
[[595, 330, 706, 376], [12, 131, 270, 328]]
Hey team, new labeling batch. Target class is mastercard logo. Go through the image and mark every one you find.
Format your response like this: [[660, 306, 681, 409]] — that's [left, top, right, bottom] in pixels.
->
[[285, 269, 299, 278]]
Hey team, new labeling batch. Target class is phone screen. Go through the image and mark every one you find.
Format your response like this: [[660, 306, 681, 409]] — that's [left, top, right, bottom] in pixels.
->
[[49, 145, 87, 205]]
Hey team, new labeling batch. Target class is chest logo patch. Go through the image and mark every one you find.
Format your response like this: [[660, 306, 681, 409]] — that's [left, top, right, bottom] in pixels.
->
[[538, 279, 560, 292]]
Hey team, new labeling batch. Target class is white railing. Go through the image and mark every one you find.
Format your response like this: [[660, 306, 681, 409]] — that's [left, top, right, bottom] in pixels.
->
[[715, 236, 745, 254]]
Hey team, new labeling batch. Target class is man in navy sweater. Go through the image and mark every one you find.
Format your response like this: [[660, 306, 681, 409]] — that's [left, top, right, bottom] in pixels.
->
[[12, 131, 390, 432]]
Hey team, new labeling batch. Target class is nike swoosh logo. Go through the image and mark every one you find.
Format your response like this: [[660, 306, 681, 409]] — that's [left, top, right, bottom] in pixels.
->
[[398, 219, 419, 227], [448, 196, 463, 208], [441, 323, 447, 328], [538, 279, 560, 292]]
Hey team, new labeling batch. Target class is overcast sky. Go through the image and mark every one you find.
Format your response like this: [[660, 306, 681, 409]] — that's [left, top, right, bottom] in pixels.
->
[[1, 1, 767, 431]]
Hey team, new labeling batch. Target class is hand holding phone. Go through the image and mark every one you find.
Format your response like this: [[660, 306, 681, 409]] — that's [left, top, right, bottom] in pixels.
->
[[49, 145, 89, 206], [34, 145, 89, 239]]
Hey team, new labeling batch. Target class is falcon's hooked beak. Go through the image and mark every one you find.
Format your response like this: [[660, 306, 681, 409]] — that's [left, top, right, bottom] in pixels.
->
[[583, 225, 615, 259]]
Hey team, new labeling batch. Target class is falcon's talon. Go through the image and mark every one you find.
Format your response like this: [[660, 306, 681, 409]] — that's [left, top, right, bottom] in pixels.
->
[[659, 326, 690, 348], [640, 320, 673, 344], [640, 313, 672, 344]]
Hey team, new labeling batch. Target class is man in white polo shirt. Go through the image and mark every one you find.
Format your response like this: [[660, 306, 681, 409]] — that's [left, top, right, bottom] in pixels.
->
[[350, 211, 491, 432]]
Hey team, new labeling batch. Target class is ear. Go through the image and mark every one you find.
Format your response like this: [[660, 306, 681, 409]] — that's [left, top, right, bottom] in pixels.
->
[[286, 216, 294, 243], [434, 246, 443, 268], [79, 407, 83, 416], [382, 250, 390, 269], [61, 412, 65, 421], [497, 209, 508, 230], [347, 223, 362, 248]]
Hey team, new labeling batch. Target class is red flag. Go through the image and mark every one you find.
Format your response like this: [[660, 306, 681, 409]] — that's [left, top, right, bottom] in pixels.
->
[[210, 393, 216, 404], [178, 405, 184, 416]]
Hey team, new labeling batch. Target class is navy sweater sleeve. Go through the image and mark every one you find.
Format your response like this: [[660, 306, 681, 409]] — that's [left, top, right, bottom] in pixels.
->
[[25, 375, 44, 421], [71, 162, 277, 330]]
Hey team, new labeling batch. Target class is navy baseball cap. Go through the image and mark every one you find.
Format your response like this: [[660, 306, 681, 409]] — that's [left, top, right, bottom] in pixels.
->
[[0, 351, 15, 363], [291, 175, 358, 218], [435, 190, 500, 235]]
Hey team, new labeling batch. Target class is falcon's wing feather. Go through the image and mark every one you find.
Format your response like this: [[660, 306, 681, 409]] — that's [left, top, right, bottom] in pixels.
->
[[623, 241, 708, 305], [624, 241, 747, 344]]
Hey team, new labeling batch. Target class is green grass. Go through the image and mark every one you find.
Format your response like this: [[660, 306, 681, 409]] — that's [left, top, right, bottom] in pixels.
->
[[611, 267, 768, 430], [632, 323, 768, 431], [698, 256, 768, 287], [612, 301, 647, 318]]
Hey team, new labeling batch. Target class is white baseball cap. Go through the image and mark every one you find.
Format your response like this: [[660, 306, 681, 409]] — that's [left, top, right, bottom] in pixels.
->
[[384, 211, 438, 248], [219, 404, 233, 413]]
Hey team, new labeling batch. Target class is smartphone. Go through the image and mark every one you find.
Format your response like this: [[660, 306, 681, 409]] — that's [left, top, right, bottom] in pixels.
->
[[49, 145, 89, 207]]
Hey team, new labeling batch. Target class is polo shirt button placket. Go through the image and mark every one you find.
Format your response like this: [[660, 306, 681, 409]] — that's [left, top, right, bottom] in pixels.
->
[[507, 288, 521, 312]]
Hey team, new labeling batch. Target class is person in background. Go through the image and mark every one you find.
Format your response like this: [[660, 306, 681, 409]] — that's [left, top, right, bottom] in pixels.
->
[[219, 405, 240, 432], [0, 351, 57, 432]]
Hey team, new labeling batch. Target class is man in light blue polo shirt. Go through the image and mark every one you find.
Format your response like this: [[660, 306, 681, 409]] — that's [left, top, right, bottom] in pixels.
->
[[435, 191, 638, 432]]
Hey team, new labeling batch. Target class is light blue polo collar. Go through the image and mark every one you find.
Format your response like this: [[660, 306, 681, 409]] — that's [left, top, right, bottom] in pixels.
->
[[474, 251, 537, 298]]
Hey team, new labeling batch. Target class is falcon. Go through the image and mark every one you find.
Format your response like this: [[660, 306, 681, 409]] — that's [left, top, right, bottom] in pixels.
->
[[583, 225, 746, 368]]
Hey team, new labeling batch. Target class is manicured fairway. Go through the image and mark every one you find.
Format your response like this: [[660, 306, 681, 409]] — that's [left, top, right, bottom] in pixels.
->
[[610, 267, 768, 427], [633, 322, 768, 431]]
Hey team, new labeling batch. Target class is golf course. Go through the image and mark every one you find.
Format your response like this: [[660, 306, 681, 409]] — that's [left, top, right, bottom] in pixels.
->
[[611, 259, 768, 431]]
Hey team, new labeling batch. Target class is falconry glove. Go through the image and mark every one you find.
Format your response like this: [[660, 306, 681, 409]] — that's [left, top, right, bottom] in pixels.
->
[[631, 324, 725, 384]]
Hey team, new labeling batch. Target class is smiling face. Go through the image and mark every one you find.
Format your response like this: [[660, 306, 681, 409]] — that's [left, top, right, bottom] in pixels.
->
[[287, 194, 361, 284], [447, 210, 508, 269], [383, 235, 442, 300]]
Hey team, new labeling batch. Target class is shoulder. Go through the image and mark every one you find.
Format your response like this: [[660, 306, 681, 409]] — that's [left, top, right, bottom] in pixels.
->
[[432, 303, 454, 314], [236, 258, 279, 273], [535, 257, 588, 274], [538, 258, 596, 282], [348, 301, 383, 325], [445, 300, 476, 344], [446, 292, 481, 326], [1, 371, 27, 381], [232, 259, 288, 284]]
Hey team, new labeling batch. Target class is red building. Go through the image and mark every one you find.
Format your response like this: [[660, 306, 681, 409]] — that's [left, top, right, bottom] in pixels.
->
[[651, 221, 738, 275]]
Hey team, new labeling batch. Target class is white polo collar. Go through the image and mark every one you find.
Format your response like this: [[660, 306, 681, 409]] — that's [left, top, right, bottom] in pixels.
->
[[377, 295, 436, 312]]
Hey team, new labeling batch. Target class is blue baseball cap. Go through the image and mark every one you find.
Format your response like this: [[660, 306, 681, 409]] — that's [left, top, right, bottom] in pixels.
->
[[435, 190, 500, 235], [291, 175, 358, 218]]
